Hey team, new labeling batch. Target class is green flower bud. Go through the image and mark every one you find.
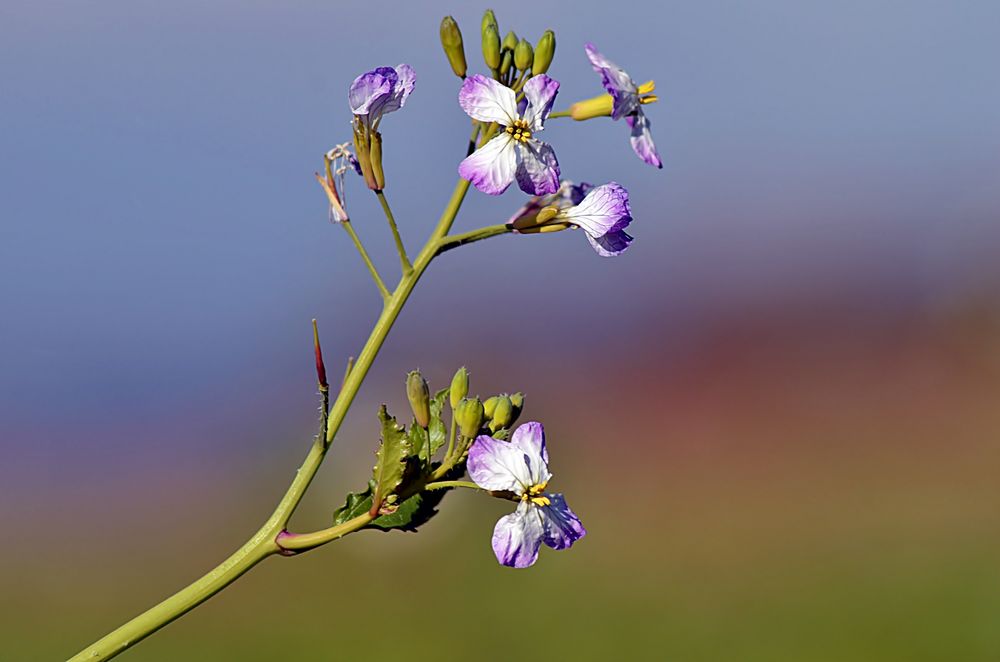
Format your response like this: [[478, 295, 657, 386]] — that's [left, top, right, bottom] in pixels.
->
[[482, 24, 501, 70], [449, 367, 469, 409], [502, 30, 519, 53], [439, 16, 467, 79], [499, 50, 513, 78], [509, 392, 524, 422], [481, 9, 498, 37], [456, 397, 485, 438], [352, 120, 378, 192], [369, 130, 385, 191], [514, 38, 533, 72], [533, 30, 555, 75], [406, 370, 430, 429], [483, 395, 500, 419], [489, 395, 513, 432]]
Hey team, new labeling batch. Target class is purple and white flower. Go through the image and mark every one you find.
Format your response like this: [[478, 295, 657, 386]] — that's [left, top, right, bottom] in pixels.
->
[[560, 181, 634, 256], [458, 74, 562, 196], [468, 422, 586, 568], [349, 64, 416, 129], [585, 44, 662, 169]]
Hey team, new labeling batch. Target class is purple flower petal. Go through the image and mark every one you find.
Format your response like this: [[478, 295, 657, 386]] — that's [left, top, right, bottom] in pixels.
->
[[515, 139, 560, 195], [492, 501, 544, 568], [348, 69, 393, 116], [459, 133, 517, 195], [380, 63, 416, 114], [584, 43, 638, 120], [540, 494, 586, 550], [522, 74, 560, 130], [627, 112, 663, 169], [509, 422, 551, 486], [459, 74, 518, 125], [468, 434, 535, 492], [567, 181, 594, 206], [586, 228, 634, 257], [562, 182, 632, 239]]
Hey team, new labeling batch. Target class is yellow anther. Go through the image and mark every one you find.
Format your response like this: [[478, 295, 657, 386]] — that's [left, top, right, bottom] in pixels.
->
[[530, 495, 551, 507], [640, 94, 658, 105], [637, 80, 655, 95]]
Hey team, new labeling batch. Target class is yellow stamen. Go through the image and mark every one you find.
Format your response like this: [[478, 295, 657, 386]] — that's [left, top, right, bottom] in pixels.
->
[[505, 119, 533, 143], [530, 495, 551, 507], [637, 80, 655, 95], [640, 94, 658, 105]]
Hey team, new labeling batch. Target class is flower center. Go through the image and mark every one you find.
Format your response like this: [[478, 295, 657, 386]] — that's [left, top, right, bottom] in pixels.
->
[[637, 80, 658, 106], [505, 119, 533, 143], [522, 481, 550, 507]]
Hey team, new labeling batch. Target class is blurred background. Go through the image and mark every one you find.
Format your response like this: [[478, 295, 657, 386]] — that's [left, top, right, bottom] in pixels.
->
[[3, 0, 1000, 659]]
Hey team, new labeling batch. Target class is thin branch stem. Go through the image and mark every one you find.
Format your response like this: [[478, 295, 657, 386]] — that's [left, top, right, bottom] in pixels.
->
[[467, 121, 482, 156], [341, 220, 390, 300], [548, 109, 571, 119], [375, 190, 412, 275], [436, 224, 512, 254], [424, 480, 481, 491]]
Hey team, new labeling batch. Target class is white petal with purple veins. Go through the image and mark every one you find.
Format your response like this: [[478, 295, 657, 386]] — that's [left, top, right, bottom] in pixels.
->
[[540, 494, 587, 550], [492, 501, 544, 568], [627, 112, 663, 169], [515, 139, 560, 195], [380, 63, 417, 115], [468, 434, 535, 493], [521, 75, 560, 130], [459, 133, 517, 195], [459, 74, 518, 125], [348, 69, 393, 116], [509, 422, 552, 486], [562, 182, 632, 238]]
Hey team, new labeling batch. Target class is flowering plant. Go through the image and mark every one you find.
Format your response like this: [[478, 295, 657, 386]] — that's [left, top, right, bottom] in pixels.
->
[[70, 10, 661, 660]]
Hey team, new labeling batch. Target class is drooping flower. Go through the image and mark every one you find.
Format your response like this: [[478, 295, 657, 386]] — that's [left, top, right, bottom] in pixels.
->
[[508, 181, 634, 257], [349, 65, 416, 191], [349, 65, 416, 128], [560, 182, 634, 256], [315, 142, 362, 223], [468, 422, 586, 568], [458, 74, 561, 196], [583, 44, 662, 169]]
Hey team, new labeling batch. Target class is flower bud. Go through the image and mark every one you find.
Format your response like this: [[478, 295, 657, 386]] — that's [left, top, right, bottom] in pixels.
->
[[569, 93, 615, 121], [439, 16, 467, 79], [502, 30, 519, 53], [499, 50, 513, 78], [533, 30, 555, 75], [483, 395, 500, 419], [514, 39, 533, 72], [449, 367, 469, 409], [482, 24, 501, 70], [406, 370, 430, 428], [352, 120, 378, 191], [489, 395, 513, 432], [509, 392, 524, 422], [369, 130, 385, 191], [456, 397, 485, 438], [481, 9, 498, 37]]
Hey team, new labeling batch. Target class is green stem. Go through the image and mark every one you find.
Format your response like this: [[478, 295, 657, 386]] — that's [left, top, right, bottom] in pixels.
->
[[424, 480, 481, 491], [436, 224, 512, 254], [342, 220, 390, 300], [375, 190, 412, 275], [69, 179, 472, 662], [548, 109, 571, 119]]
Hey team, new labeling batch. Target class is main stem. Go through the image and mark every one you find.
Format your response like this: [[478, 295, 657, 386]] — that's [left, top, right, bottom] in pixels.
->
[[69, 178, 471, 661]]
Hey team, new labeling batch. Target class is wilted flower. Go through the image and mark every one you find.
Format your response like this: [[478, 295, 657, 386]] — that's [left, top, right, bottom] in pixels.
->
[[583, 44, 662, 169], [458, 74, 561, 196], [468, 422, 585, 568], [315, 142, 362, 223]]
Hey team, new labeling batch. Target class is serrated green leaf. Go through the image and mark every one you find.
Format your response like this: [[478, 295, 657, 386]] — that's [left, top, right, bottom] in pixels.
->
[[370, 488, 449, 532], [372, 405, 411, 512], [427, 387, 449, 458], [332, 483, 374, 525]]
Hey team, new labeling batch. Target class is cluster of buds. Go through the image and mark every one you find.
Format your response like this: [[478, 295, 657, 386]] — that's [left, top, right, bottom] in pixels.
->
[[439, 10, 554, 91]]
